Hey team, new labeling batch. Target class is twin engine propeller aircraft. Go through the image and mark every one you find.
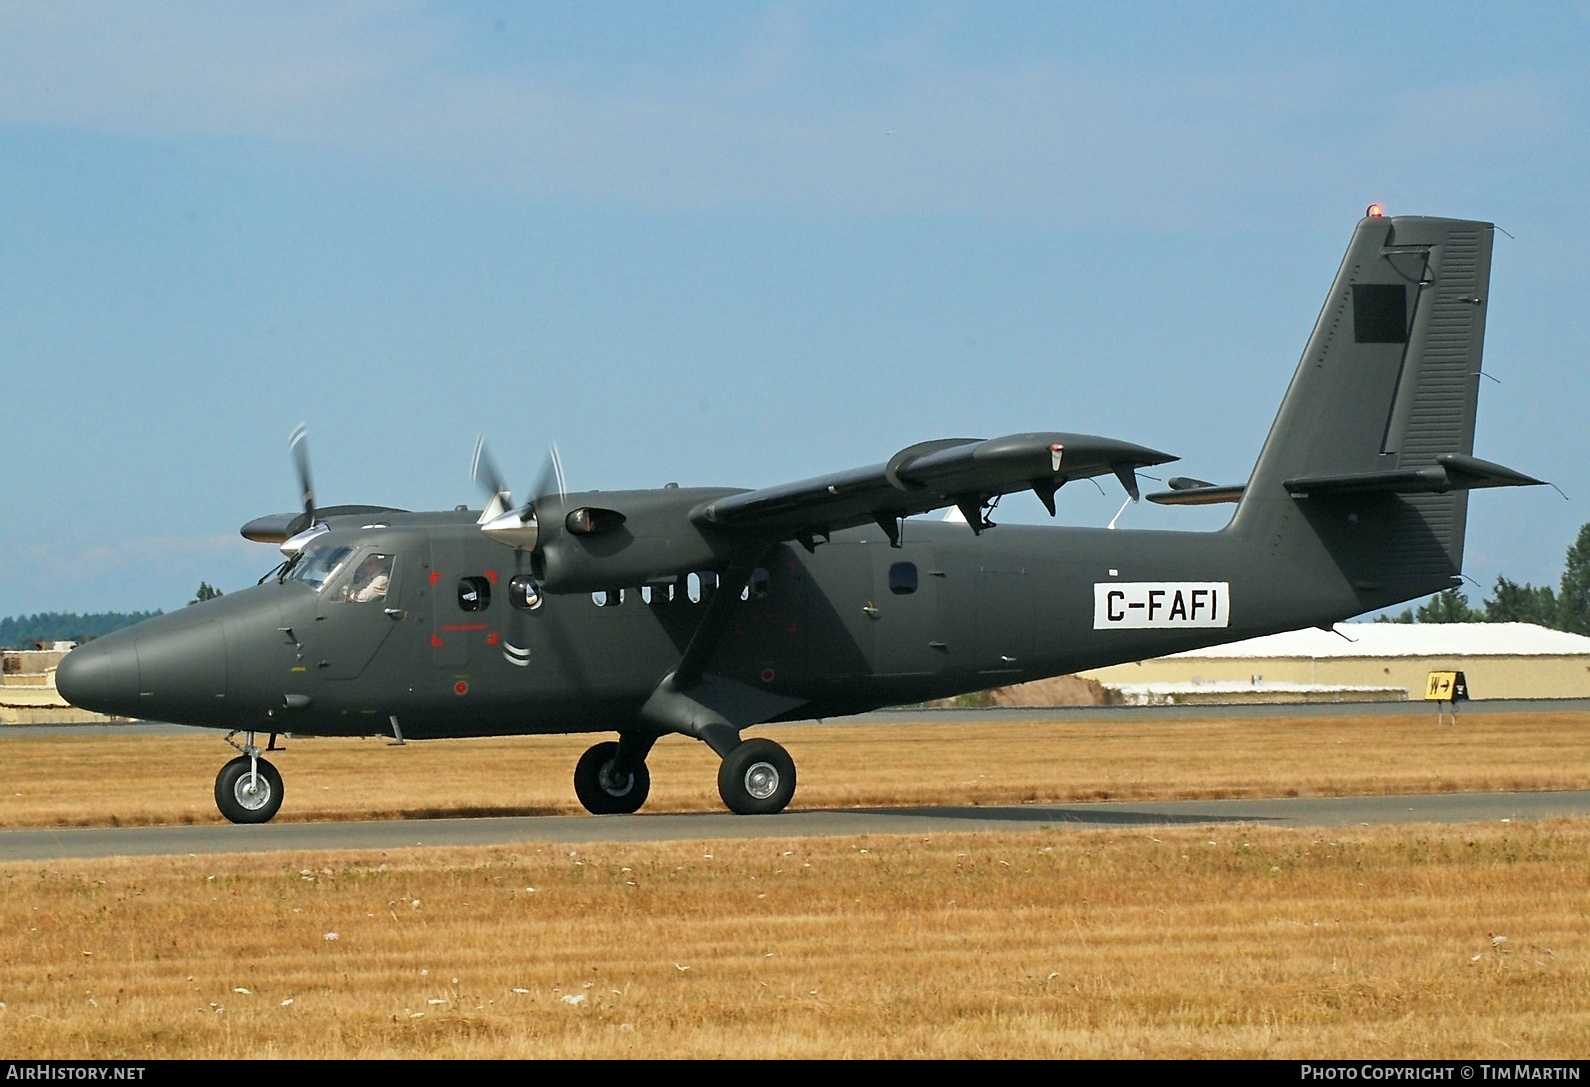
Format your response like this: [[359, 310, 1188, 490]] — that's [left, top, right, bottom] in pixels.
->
[[59, 212, 1545, 824]]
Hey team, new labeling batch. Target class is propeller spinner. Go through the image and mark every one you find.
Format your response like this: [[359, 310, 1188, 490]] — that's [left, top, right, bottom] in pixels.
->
[[475, 438, 566, 551]]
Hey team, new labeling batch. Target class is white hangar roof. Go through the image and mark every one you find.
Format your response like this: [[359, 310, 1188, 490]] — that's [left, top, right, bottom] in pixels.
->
[[1167, 623, 1590, 660]]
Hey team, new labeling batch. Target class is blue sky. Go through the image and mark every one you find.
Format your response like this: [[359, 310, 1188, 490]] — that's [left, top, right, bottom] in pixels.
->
[[1, 1, 1586, 615]]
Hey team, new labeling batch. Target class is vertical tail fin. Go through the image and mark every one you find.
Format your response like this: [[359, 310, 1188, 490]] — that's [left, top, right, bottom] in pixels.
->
[[1234, 214, 1498, 603]]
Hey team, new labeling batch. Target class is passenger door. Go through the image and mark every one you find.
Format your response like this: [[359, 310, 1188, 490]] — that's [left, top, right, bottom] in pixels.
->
[[869, 545, 944, 677]]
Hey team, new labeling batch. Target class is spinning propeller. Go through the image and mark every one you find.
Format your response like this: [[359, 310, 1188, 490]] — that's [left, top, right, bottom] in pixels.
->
[[290, 423, 315, 528], [241, 425, 405, 552], [473, 436, 567, 551]]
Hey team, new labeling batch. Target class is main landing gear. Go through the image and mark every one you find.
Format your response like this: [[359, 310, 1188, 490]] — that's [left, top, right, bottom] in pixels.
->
[[215, 731, 283, 824], [571, 733, 796, 817], [717, 738, 796, 815]]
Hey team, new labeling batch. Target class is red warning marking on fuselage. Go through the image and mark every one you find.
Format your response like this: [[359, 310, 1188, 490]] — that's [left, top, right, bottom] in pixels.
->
[[483, 570, 498, 584], [429, 572, 444, 586], [431, 634, 444, 648], [486, 631, 499, 645]]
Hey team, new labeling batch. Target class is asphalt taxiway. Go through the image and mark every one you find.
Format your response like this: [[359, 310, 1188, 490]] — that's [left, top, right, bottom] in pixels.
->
[[2, 789, 1586, 861]]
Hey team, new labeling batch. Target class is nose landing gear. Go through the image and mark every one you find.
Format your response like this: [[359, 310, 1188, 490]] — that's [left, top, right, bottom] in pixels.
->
[[573, 739, 652, 815], [215, 731, 284, 824]]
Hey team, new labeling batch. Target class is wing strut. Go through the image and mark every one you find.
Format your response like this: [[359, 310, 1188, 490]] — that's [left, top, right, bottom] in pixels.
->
[[638, 548, 808, 756]]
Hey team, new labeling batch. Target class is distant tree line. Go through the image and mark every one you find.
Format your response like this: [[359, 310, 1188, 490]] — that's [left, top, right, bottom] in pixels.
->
[[189, 582, 223, 605], [1379, 523, 1590, 633], [0, 583, 229, 647], [0, 611, 164, 649]]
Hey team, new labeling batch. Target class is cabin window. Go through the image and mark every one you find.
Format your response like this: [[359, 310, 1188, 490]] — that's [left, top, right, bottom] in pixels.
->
[[509, 576, 543, 611], [687, 571, 719, 604], [458, 576, 492, 612], [889, 561, 919, 595], [641, 584, 674, 605], [741, 567, 770, 602], [341, 553, 394, 604], [592, 589, 625, 607]]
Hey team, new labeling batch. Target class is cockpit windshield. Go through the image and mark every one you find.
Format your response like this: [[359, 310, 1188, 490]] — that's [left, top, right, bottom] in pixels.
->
[[287, 544, 355, 591]]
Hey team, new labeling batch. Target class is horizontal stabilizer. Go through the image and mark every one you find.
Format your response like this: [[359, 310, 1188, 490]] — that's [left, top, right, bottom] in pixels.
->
[[1283, 453, 1543, 498], [693, 431, 1175, 540]]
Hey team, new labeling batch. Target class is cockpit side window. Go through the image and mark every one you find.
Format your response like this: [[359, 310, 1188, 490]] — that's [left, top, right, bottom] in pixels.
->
[[288, 544, 355, 591], [341, 553, 395, 604]]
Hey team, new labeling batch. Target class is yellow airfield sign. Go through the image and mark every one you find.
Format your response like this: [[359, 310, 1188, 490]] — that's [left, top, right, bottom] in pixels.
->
[[1424, 671, 1470, 701]]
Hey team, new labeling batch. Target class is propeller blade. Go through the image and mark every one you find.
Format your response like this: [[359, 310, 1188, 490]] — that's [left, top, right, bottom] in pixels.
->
[[532, 442, 567, 504], [471, 435, 514, 522], [289, 423, 315, 524], [471, 435, 512, 507]]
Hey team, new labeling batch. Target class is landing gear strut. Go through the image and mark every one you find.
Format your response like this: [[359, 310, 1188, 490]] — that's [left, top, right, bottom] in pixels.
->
[[215, 731, 284, 824], [717, 738, 796, 815], [573, 737, 653, 815]]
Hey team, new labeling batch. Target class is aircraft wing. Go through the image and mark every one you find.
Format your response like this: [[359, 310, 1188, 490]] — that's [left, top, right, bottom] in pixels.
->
[[692, 431, 1175, 542]]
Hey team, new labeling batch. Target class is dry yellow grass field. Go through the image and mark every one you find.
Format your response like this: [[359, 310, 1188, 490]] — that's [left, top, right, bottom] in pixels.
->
[[0, 821, 1585, 1058], [0, 711, 1587, 827]]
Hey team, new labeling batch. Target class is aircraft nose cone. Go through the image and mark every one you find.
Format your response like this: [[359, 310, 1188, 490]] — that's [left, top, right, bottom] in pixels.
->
[[55, 639, 140, 717]]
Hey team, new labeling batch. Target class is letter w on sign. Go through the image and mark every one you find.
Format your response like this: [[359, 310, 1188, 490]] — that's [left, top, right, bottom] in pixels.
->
[[1093, 582, 1230, 629]]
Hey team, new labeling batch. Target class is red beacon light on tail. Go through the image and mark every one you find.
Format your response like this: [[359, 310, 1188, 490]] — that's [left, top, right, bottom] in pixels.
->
[[1366, 203, 1385, 218]]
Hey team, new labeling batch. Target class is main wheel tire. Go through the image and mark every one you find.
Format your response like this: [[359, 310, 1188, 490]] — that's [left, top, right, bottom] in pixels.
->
[[717, 738, 796, 815], [214, 755, 284, 824], [573, 741, 650, 815]]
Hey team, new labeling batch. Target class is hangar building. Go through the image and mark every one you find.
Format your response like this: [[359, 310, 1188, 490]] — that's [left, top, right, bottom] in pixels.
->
[[1, 643, 117, 725], [1076, 623, 1590, 704]]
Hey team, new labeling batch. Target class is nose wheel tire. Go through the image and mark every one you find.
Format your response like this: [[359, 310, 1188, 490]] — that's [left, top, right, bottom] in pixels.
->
[[717, 738, 796, 815], [214, 755, 284, 824], [573, 741, 651, 815]]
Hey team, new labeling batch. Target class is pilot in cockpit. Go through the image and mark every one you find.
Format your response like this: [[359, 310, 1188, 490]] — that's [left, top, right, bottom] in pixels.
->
[[346, 554, 392, 603]]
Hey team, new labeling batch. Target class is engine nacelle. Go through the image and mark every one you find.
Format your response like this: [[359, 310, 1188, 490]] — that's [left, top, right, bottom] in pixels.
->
[[523, 487, 750, 593]]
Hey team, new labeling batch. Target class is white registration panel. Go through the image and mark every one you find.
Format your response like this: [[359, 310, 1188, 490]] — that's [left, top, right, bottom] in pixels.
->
[[1093, 582, 1229, 629]]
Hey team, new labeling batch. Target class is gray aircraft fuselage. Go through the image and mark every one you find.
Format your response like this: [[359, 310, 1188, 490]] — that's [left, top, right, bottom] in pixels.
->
[[93, 504, 1366, 741]]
